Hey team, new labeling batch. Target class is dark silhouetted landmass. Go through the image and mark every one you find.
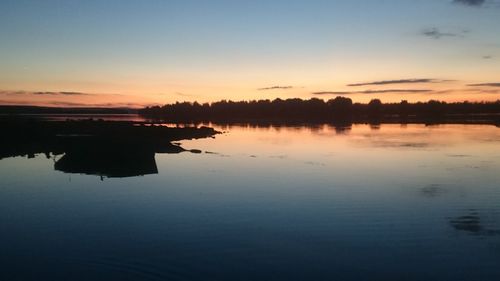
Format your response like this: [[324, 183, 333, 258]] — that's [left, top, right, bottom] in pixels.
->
[[139, 98, 500, 126], [0, 119, 219, 178], [0, 105, 137, 115]]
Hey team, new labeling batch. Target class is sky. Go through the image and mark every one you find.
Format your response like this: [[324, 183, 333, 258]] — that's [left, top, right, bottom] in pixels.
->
[[0, 0, 499, 107]]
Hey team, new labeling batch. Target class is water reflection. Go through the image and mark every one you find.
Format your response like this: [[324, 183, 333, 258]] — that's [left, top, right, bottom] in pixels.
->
[[1, 123, 500, 280], [420, 184, 447, 198], [450, 211, 483, 234], [450, 210, 500, 237], [54, 150, 160, 178], [3, 139, 207, 178]]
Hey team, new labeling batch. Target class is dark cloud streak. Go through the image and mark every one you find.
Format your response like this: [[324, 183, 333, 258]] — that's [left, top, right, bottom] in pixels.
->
[[468, 83, 500, 87], [312, 89, 433, 95], [433, 88, 500, 94], [0, 90, 91, 96], [33, 91, 90, 96], [0, 99, 153, 108], [421, 28, 463, 39], [348, 79, 444, 87], [48, 101, 150, 108], [452, 0, 485, 7], [258, 86, 294, 91]]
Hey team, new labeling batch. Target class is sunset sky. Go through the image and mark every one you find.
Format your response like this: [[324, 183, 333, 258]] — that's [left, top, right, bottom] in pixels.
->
[[1, 0, 499, 107]]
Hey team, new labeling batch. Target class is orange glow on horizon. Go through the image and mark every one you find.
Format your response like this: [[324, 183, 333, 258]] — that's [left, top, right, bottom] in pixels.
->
[[0, 79, 499, 108]]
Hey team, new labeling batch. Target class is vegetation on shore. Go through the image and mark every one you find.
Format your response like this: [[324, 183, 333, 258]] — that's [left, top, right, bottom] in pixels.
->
[[140, 97, 500, 124]]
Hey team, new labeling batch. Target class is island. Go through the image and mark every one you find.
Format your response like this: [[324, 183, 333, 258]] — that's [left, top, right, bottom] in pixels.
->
[[0, 118, 220, 178]]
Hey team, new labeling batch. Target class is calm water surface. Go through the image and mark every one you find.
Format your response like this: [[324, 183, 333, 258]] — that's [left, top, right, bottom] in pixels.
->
[[1, 124, 500, 280]]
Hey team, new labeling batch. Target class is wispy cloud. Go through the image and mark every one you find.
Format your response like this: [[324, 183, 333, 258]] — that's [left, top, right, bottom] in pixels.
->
[[0, 90, 91, 96], [348, 79, 449, 87], [0, 90, 149, 108], [452, 0, 485, 7], [171, 92, 199, 97], [48, 101, 151, 108], [0, 99, 153, 108], [312, 89, 433, 95], [33, 91, 90, 96], [434, 88, 500, 94], [420, 28, 465, 39], [258, 86, 294, 91], [474, 89, 500, 93], [467, 83, 500, 87], [155, 92, 199, 97], [482, 55, 493, 59]]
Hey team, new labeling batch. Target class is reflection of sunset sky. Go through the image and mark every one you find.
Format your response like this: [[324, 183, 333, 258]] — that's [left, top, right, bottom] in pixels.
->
[[2, 124, 500, 279], [1, 0, 499, 107], [163, 123, 500, 207], [180, 124, 500, 168]]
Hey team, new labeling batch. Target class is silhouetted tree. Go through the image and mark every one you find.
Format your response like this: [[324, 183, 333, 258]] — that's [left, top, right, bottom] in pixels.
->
[[368, 99, 383, 116], [328, 97, 353, 117]]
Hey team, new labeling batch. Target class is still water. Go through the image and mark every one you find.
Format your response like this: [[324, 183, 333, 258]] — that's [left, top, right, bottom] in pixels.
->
[[1, 124, 500, 280]]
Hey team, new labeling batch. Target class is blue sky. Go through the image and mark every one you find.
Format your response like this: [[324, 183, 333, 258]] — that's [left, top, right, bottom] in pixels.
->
[[1, 0, 499, 106]]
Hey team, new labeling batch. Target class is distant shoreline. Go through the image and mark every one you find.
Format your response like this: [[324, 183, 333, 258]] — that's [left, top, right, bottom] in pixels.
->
[[139, 98, 500, 127], [0, 105, 138, 115], [2, 98, 500, 126]]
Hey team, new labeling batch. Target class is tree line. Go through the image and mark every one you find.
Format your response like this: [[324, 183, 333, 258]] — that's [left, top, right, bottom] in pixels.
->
[[139, 97, 500, 123]]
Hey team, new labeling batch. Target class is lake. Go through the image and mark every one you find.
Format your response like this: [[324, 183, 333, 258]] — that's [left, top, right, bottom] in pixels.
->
[[1, 123, 500, 280]]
